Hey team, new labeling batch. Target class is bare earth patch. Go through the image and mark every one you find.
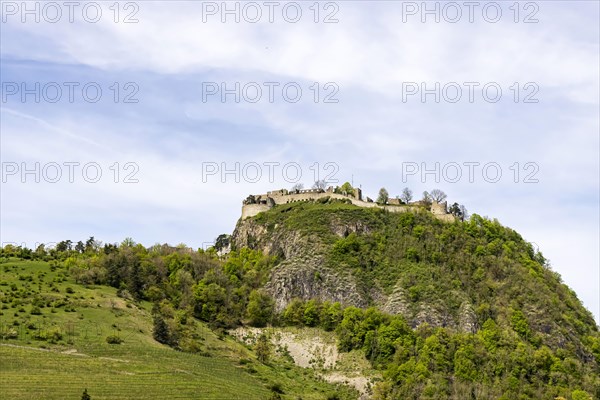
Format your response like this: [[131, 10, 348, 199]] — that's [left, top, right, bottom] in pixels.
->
[[230, 327, 378, 398]]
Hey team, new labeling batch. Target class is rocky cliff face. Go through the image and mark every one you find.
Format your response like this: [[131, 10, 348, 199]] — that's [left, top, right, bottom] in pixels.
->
[[231, 210, 477, 331], [232, 218, 369, 311], [230, 201, 598, 343]]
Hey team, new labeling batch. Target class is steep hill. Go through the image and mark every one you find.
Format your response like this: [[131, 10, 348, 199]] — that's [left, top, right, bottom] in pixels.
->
[[232, 200, 596, 336], [1, 198, 598, 399], [231, 199, 600, 398]]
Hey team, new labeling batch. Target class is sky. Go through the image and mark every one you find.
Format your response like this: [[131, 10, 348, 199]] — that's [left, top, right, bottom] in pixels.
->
[[0, 1, 598, 323]]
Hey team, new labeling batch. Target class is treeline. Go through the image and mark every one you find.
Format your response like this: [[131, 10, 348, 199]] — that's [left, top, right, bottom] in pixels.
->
[[1, 241, 278, 333]]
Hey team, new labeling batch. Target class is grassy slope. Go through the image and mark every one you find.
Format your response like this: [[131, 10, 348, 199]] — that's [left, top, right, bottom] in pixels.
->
[[0, 259, 357, 400]]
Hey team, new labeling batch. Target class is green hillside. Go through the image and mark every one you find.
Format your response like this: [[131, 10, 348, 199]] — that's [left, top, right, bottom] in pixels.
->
[[234, 200, 600, 399], [1, 199, 599, 399], [0, 258, 357, 400]]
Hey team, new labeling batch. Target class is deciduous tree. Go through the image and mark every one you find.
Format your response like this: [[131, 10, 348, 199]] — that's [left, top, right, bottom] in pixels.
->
[[246, 290, 274, 327], [377, 188, 389, 204], [429, 189, 447, 202], [401, 187, 413, 204], [312, 180, 327, 190]]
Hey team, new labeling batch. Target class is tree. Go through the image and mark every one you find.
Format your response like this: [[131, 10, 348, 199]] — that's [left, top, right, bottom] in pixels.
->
[[303, 299, 320, 327], [127, 257, 144, 299], [320, 302, 343, 331], [255, 332, 271, 363], [449, 202, 462, 218], [81, 389, 91, 400], [214, 234, 230, 253], [103, 243, 118, 255], [312, 180, 327, 190], [283, 298, 306, 326], [120, 237, 135, 248], [85, 236, 98, 253], [421, 191, 432, 207], [336, 182, 355, 196], [377, 188, 389, 204], [290, 183, 304, 192], [449, 203, 468, 221], [193, 282, 227, 322], [453, 343, 478, 381], [400, 187, 413, 204], [153, 313, 171, 345], [511, 309, 531, 340], [246, 290, 275, 327], [75, 241, 85, 253], [429, 189, 447, 203], [56, 240, 72, 252], [174, 269, 194, 308], [460, 205, 468, 221], [34, 244, 47, 259]]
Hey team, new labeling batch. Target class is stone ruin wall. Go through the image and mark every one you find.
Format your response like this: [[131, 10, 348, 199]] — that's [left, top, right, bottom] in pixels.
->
[[239, 189, 450, 220], [430, 201, 448, 215], [241, 203, 271, 220]]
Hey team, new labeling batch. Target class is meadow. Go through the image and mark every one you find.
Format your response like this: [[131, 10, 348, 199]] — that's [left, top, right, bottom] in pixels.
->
[[0, 258, 356, 399]]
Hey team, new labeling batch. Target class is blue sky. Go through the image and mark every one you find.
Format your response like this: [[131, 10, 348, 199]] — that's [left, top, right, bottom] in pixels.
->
[[1, 1, 598, 323]]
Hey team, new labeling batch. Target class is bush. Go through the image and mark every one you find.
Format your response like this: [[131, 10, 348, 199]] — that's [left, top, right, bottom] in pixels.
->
[[255, 333, 272, 363], [34, 328, 63, 343], [572, 390, 592, 400], [0, 328, 18, 339], [268, 382, 284, 394], [179, 338, 202, 353], [106, 335, 123, 344]]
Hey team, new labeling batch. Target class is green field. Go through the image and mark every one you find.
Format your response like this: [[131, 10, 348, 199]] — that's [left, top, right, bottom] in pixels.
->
[[0, 259, 357, 399]]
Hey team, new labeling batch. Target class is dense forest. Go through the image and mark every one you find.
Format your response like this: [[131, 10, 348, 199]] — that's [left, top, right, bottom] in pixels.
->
[[1, 200, 599, 399]]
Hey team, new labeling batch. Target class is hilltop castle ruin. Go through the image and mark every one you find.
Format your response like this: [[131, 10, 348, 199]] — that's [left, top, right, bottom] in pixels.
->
[[241, 186, 454, 222]]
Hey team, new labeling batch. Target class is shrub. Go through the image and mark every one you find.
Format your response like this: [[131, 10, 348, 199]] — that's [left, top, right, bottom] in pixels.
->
[[106, 335, 124, 344], [0, 328, 18, 339], [268, 382, 284, 394], [34, 328, 63, 343], [572, 390, 592, 400], [255, 333, 271, 363]]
